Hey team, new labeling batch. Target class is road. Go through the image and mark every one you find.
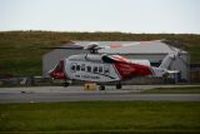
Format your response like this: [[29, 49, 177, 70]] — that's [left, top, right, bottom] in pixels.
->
[[0, 85, 200, 103]]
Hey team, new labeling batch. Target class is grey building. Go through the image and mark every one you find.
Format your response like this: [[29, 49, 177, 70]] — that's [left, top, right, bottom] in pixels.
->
[[43, 40, 190, 82]]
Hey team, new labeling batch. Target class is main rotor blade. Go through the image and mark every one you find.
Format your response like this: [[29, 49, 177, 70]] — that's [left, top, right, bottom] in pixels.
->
[[42, 44, 84, 50], [108, 42, 141, 49]]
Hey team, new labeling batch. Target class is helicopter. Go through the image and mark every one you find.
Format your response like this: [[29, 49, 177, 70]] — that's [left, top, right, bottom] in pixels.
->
[[48, 41, 180, 90]]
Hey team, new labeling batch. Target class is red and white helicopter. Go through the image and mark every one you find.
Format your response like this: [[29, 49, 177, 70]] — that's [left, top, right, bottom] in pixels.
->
[[48, 41, 179, 90]]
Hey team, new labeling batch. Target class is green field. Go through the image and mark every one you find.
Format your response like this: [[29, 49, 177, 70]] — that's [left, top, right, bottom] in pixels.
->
[[0, 31, 200, 76], [0, 101, 200, 133]]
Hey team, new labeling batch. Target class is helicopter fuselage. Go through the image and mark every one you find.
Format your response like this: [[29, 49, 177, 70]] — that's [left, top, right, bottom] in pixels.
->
[[49, 54, 153, 83]]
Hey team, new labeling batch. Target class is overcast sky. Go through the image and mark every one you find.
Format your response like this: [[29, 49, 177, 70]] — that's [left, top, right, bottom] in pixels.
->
[[0, 0, 199, 33]]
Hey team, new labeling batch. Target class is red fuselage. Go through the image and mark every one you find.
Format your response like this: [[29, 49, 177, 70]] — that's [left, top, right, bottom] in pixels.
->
[[114, 62, 152, 80]]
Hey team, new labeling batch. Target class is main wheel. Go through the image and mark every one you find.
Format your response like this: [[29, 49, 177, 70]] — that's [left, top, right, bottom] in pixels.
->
[[99, 85, 105, 90], [116, 83, 122, 89], [64, 82, 70, 87]]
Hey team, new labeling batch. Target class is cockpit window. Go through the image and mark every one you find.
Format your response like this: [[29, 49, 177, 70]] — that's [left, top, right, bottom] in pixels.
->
[[55, 60, 64, 71], [55, 63, 61, 70], [70, 63, 76, 72]]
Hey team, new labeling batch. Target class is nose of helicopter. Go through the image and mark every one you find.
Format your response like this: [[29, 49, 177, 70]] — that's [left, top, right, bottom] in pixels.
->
[[48, 60, 67, 80]]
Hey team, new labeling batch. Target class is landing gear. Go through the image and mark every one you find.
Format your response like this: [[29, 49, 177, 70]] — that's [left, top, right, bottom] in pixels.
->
[[64, 82, 70, 87], [99, 85, 105, 90], [63, 80, 72, 87], [116, 83, 122, 89]]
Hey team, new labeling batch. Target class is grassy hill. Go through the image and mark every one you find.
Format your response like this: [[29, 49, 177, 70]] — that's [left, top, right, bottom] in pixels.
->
[[0, 31, 200, 76]]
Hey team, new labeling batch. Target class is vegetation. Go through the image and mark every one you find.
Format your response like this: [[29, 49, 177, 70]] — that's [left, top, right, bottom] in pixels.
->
[[0, 31, 200, 76], [0, 101, 199, 133]]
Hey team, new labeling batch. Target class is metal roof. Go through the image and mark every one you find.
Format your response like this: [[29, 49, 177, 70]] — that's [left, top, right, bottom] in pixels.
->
[[73, 40, 187, 54]]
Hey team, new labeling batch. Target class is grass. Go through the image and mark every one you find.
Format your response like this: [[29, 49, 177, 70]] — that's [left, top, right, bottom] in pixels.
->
[[0, 101, 200, 133], [0, 31, 200, 76], [0, 31, 69, 76], [143, 86, 200, 94]]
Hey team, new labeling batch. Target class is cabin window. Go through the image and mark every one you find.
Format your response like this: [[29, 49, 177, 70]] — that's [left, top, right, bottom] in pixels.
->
[[81, 64, 85, 71], [87, 66, 91, 72], [76, 65, 80, 71], [93, 66, 98, 73], [99, 66, 103, 73], [104, 65, 109, 74]]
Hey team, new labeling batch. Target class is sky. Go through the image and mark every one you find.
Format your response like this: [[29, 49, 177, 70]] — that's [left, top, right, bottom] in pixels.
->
[[0, 0, 199, 33]]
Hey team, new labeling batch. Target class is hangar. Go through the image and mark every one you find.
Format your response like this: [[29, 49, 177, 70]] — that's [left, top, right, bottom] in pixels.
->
[[43, 40, 190, 82]]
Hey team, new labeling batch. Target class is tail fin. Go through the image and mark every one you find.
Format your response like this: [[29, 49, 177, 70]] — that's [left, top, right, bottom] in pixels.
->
[[152, 52, 179, 77], [159, 53, 177, 69]]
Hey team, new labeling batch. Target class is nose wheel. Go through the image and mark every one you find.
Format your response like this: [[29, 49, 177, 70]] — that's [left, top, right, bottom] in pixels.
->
[[64, 82, 70, 87]]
